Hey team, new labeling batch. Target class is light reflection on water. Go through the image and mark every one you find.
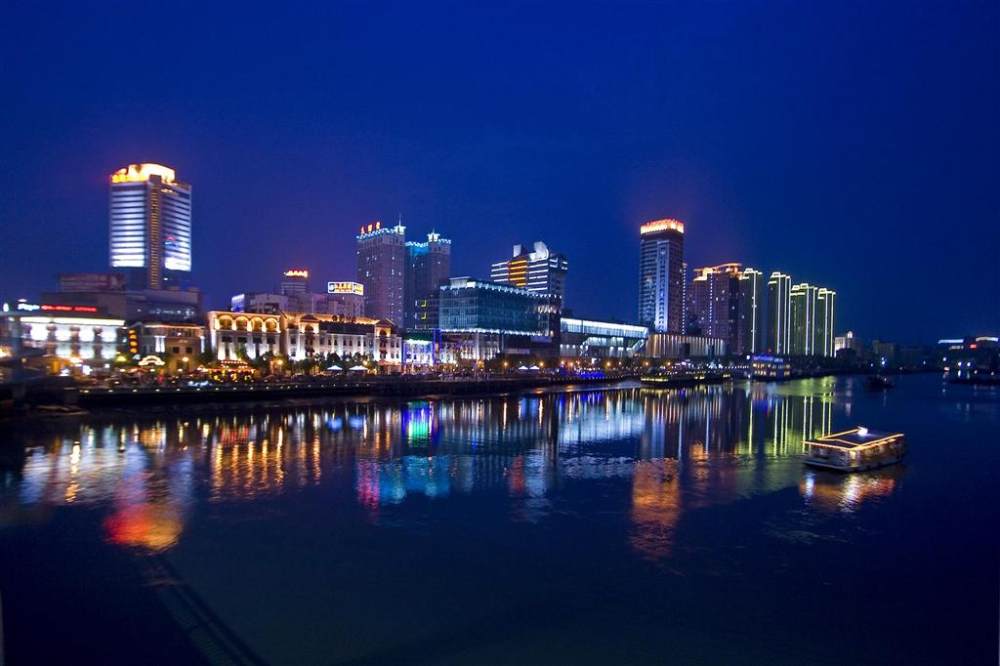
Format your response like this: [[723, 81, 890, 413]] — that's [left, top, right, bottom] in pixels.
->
[[0, 378, 888, 557]]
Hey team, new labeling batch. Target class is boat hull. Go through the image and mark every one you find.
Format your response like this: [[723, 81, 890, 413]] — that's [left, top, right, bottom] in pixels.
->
[[804, 454, 904, 472]]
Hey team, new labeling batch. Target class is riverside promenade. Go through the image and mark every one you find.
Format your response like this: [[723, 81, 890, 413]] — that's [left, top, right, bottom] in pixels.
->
[[73, 372, 643, 408]]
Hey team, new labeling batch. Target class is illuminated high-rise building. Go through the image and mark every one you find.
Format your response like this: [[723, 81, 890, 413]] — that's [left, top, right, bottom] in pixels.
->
[[109, 163, 192, 290], [815, 288, 836, 357], [405, 231, 452, 330], [356, 221, 406, 324], [688, 263, 764, 355], [767, 272, 792, 354], [790, 283, 819, 355], [638, 219, 684, 333], [490, 242, 568, 300], [738, 268, 765, 355]]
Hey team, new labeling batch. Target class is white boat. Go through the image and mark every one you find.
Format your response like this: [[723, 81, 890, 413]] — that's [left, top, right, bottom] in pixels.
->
[[804, 426, 905, 472]]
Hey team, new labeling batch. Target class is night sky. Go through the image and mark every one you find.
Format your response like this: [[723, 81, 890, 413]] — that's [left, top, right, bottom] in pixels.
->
[[2, 1, 997, 343]]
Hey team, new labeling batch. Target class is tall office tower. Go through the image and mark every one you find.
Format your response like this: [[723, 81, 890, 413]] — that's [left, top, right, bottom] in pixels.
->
[[405, 231, 452, 330], [767, 272, 792, 354], [789, 283, 819, 355], [689, 263, 764, 355], [109, 163, 192, 290], [490, 242, 569, 300], [356, 221, 407, 324], [280, 269, 309, 295], [638, 219, 685, 333], [815, 288, 836, 357], [738, 267, 764, 355]]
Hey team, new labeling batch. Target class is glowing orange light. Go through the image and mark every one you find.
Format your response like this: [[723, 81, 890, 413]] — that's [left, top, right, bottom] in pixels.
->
[[110, 163, 176, 184], [284, 269, 309, 278], [640, 218, 684, 235]]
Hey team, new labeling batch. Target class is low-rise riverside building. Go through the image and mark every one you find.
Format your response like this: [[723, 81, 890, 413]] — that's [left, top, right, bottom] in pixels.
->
[[559, 317, 648, 360], [0, 301, 125, 371], [129, 322, 207, 373], [206, 311, 403, 369]]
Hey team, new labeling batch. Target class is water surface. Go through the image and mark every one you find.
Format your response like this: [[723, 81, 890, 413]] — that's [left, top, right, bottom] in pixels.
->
[[0, 375, 997, 664]]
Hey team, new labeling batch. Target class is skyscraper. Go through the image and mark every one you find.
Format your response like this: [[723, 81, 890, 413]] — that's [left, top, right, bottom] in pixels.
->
[[490, 242, 568, 300], [790, 283, 819, 355], [356, 221, 406, 324], [638, 219, 684, 333], [109, 163, 192, 290], [688, 263, 764, 355], [767, 272, 792, 354], [816, 288, 836, 357], [405, 231, 452, 330]]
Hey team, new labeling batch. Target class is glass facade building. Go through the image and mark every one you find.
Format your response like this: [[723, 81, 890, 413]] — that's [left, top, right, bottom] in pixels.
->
[[109, 163, 192, 290], [559, 317, 648, 359], [437, 277, 559, 336]]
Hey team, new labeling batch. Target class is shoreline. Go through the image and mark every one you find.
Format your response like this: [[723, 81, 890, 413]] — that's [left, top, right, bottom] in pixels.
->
[[1, 369, 945, 418]]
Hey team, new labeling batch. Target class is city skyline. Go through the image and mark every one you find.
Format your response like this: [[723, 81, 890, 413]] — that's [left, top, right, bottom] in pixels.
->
[[1, 3, 997, 344]]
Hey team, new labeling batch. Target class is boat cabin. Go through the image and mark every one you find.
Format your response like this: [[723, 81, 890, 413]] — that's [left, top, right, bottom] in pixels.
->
[[804, 427, 905, 472]]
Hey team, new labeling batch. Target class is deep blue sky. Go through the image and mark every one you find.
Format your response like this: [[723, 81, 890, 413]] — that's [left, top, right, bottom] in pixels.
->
[[2, 1, 997, 343]]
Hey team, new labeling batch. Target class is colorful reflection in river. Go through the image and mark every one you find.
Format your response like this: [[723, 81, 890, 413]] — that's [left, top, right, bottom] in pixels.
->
[[0, 378, 895, 558]]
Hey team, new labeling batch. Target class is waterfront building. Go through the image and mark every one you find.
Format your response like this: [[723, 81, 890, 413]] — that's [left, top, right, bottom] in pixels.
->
[[559, 317, 649, 360], [109, 163, 192, 291], [356, 221, 407, 325], [405, 232, 452, 330], [402, 332, 460, 370], [437, 277, 561, 361], [282, 313, 401, 368], [206, 311, 402, 369], [688, 263, 764, 356], [129, 322, 207, 373], [767, 272, 792, 354], [438, 278, 559, 337], [790, 283, 819, 355], [280, 270, 310, 295], [638, 219, 685, 333], [816, 288, 836, 357], [751, 355, 791, 380], [490, 241, 568, 300], [0, 301, 125, 370], [206, 311, 283, 361], [645, 332, 726, 359]]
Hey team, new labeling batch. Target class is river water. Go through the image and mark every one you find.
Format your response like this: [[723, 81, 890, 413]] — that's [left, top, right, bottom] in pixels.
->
[[0, 375, 997, 664]]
